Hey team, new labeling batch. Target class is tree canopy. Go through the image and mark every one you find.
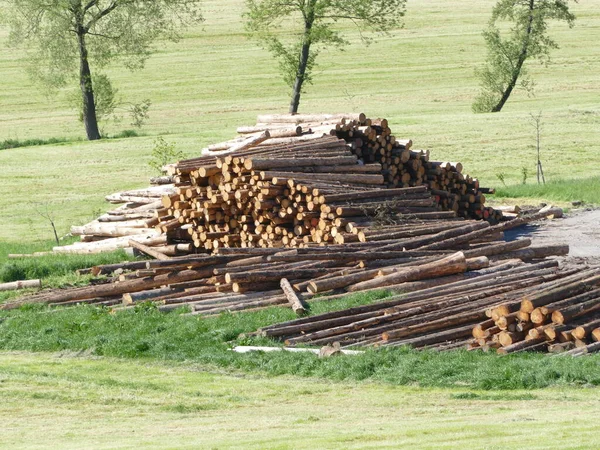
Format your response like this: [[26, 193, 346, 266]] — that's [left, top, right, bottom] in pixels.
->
[[472, 0, 576, 113], [245, 0, 406, 113], [5, 0, 203, 139]]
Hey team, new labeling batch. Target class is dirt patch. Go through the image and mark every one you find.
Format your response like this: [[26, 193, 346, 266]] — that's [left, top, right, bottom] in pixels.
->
[[505, 208, 600, 263]]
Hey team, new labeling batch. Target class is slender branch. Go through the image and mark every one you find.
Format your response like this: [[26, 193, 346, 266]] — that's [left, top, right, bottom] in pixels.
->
[[85, 1, 120, 30]]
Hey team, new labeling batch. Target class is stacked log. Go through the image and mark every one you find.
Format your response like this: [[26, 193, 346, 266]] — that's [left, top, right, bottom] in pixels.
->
[[157, 146, 467, 251], [255, 258, 592, 350], [253, 114, 500, 221], [49, 113, 505, 255], [471, 269, 600, 354], [3, 220, 570, 318]]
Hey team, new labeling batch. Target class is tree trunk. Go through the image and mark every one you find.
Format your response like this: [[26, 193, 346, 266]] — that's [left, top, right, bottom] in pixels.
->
[[289, 18, 313, 114], [77, 30, 101, 140], [491, 0, 535, 113]]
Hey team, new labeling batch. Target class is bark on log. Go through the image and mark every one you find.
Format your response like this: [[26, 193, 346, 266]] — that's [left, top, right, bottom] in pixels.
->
[[0, 279, 41, 291], [280, 278, 308, 316], [128, 240, 171, 260], [345, 252, 467, 292]]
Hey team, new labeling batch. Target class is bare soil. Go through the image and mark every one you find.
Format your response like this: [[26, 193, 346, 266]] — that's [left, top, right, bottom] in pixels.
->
[[506, 208, 600, 264]]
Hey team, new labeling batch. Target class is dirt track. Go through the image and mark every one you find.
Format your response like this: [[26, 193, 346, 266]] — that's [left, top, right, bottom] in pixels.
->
[[506, 209, 600, 263]]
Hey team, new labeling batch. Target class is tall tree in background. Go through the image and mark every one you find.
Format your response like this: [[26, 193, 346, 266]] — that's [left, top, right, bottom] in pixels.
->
[[472, 0, 575, 113], [245, 0, 406, 114], [5, 0, 203, 140]]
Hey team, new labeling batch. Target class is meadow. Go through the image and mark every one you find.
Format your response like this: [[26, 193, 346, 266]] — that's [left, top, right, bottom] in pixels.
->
[[2, 351, 600, 449], [0, 0, 599, 244], [1, 0, 600, 447]]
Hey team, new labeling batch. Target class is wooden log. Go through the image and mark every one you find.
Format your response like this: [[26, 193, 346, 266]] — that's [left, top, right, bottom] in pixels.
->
[[520, 272, 600, 313], [376, 222, 490, 252], [217, 131, 271, 154], [259, 171, 384, 186], [462, 239, 531, 258], [491, 245, 569, 261], [236, 125, 303, 135], [280, 278, 308, 316], [552, 295, 600, 325], [498, 331, 525, 347], [497, 337, 547, 354], [0, 266, 218, 310], [345, 252, 467, 292], [243, 156, 357, 171], [256, 113, 366, 124], [0, 279, 41, 291], [562, 341, 600, 356], [498, 208, 564, 231], [572, 317, 600, 341], [128, 240, 170, 260], [386, 324, 474, 349]]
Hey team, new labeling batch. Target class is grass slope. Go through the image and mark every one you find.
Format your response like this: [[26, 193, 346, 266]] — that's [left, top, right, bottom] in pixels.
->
[[1, 0, 599, 243], [2, 302, 600, 390], [2, 351, 600, 449]]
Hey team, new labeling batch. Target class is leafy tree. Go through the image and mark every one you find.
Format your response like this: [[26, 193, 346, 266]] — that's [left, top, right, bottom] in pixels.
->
[[245, 0, 406, 114], [473, 0, 575, 113], [5, 0, 203, 140]]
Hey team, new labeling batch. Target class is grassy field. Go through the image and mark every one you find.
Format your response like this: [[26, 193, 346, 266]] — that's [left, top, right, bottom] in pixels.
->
[[1, 2, 600, 446], [3, 300, 600, 390], [1, 0, 600, 244], [2, 351, 600, 449]]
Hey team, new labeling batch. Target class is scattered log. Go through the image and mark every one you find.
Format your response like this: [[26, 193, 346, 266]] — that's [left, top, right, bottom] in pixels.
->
[[0, 279, 41, 292], [280, 278, 308, 316]]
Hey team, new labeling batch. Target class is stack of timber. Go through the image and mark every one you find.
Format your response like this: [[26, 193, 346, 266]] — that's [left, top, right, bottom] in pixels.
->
[[256, 255, 599, 352], [471, 269, 600, 355], [3, 212, 570, 320], [248, 113, 499, 220], [50, 113, 502, 255]]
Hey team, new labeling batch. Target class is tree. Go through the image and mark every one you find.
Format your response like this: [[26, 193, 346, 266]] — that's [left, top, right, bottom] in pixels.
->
[[472, 0, 575, 113], [245, 0, 406, 114], [5, 0, 203, 140]]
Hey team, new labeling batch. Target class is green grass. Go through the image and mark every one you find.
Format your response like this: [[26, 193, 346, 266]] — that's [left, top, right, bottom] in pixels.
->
[[494, 177, 600, 206], [1, 351, 600, 449], [1, 2, 600, 438], [0, 239, 141, 304], [3, 300, 600, 390], [0, 136, 81, 150], [0, 0, 599, 242]]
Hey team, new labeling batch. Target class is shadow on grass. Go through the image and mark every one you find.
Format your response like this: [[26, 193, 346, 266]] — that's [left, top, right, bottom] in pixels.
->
[[1, 130, 143, 150]]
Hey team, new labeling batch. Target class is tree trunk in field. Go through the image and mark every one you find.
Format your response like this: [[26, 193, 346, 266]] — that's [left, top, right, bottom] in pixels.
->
[[77, 29, 101, 141], [491, 0, 534, 113], [289, 17, 313, 114]]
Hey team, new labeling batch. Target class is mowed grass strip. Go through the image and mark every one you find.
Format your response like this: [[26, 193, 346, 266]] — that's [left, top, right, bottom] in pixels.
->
[[493, 177, 600, 206], [2, 302, 600, 390], [1, 351, 600, 449], [0, 0, 599, 242]]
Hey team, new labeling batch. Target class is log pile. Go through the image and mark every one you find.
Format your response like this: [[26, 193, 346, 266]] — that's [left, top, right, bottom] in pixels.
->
[[255, 258, 595, 350], [50, 113, 501, 255], [251, 113, 499, 220], [2, 211, 570, 318], [471, 270, 600, 355], [8, 113, 594, 356]]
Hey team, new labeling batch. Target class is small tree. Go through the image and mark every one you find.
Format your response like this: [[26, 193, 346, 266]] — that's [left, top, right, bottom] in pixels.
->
[[5, 0, 203, 140], [245, 0, 406, 114], [472, 0, 575, 113], [530, 111, 545, 184]]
